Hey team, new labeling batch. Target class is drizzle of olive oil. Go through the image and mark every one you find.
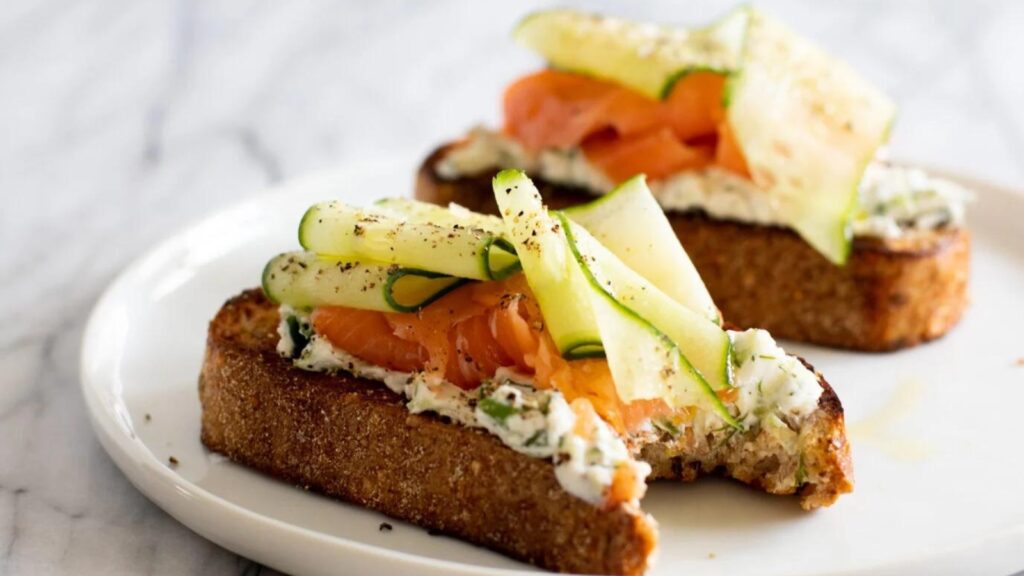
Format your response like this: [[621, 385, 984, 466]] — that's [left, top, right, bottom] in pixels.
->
[[848, 378, 933, 461]]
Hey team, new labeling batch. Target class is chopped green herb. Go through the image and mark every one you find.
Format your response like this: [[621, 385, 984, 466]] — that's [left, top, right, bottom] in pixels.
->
[[286, 316, 310, 359], [758, 354, 777, 360], [525, 430, 547, 447], [715, 425, 740, 449], [478, 397, 519, 423]]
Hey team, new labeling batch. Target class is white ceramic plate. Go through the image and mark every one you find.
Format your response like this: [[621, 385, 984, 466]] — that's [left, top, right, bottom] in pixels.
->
[[81, 157, 1024, 576]]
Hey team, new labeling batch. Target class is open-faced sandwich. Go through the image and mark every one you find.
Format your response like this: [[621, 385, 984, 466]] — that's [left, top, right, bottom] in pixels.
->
[[200, 172, 852, 574], [417, 8, 972, 351]]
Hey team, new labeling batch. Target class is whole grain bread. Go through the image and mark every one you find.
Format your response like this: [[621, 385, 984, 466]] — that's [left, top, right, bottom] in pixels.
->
[[200, 288, 853, 573], [200, 289, 658, 575], [415, 144, 970, 351]]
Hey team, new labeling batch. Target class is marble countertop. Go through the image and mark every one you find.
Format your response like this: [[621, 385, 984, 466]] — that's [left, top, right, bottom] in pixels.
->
[[2, 1, 1022, 574]]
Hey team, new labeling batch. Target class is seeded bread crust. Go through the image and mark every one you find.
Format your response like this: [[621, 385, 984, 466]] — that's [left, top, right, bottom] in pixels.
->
[[199, 289, 658, 575], [416, 144, 970, 351]]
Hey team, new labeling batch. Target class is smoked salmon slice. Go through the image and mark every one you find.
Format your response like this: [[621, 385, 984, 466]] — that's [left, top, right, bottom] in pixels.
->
[[310, 274, 663, 433], [503, 70, 664, 151], [311, 307, 427, 372], [502, 69, 749, 181], [582, 127, 714, 182]]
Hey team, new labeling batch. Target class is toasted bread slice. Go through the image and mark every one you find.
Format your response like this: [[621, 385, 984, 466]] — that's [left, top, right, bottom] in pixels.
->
[[200, 289, 852, 573], [200, 289, 658, 575], [416, 144, 970, 351]]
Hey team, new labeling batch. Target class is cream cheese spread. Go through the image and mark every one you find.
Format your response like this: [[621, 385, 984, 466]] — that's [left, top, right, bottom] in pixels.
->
[[436, 128, 971, 238], [729, 328, 822, 427]]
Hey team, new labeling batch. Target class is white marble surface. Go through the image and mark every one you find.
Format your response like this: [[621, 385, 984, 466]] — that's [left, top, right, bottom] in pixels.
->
[[2, 1, 1022, 574]]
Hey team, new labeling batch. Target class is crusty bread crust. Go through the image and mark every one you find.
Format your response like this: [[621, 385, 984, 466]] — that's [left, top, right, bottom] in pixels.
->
[[416, 144, 970, 351], [200, 289, 658, 575]]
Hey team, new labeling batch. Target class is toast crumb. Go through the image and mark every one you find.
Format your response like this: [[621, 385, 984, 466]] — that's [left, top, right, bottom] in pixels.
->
[[379, 522, 393, 532], [168, 456, 179, 467]]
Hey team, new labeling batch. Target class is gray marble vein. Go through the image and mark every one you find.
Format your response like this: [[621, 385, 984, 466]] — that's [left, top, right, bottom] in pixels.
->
[[1, 0, 1022, 574]]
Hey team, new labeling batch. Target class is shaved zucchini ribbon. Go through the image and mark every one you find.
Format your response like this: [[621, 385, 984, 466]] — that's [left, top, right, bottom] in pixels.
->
[[262, 252, 467, 313], [300, 201, 520, 281], [514, 8, 748, 100], [561, 215, 732, 392], [373, 197, 505, 236], [493, 171, 604, 359], [563, 174, 720, 325], [561, 213, 736, 426], [264, 200, 521, 313], [494, 170, 737, 426]]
